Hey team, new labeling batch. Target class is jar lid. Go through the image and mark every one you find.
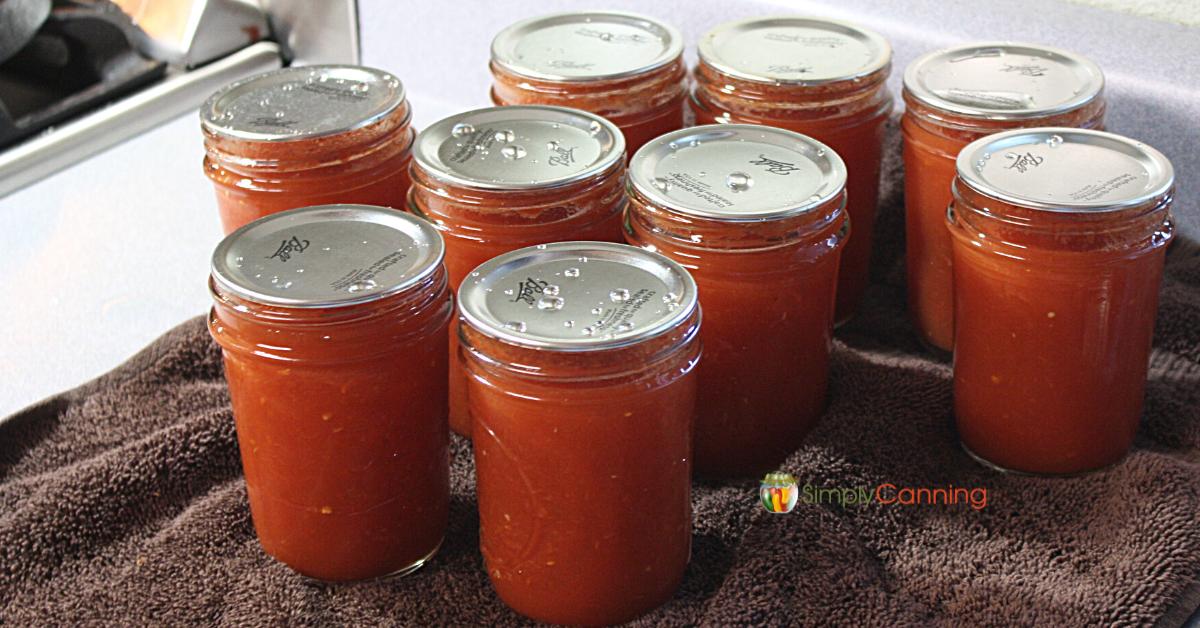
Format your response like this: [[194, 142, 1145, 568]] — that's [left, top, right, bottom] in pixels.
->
[[956, 128, 1174, 212], [490, 11, 683, 82], [628, 124, 846, 220], [903, 42, 1103, 120], [200, 65, 406, 142], [458, 242, 698, 351], [697, 16, 891, 85], [412, 105, 624, 190], [211, 205, 444, 308]]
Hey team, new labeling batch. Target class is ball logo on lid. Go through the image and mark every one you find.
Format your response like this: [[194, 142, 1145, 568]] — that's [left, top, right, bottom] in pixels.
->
[[760, 472, 799, 514]]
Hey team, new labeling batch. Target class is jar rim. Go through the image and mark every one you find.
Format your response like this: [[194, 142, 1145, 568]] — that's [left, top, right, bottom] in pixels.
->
[[210, 204, 446, 309], [200, 65, 407, 143], [457, 241, 699, 352], [490, 10, 683, 83], [955, 128, 1174, 214], [697, 15, 892, 87], [903, 41, 1104, 121]]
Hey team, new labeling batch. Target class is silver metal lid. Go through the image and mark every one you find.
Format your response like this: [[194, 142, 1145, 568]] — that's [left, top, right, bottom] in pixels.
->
[[412, 105, 624, 190], [956, 128, 1174, 212], [211, 205, 444, 308], [904, 42, 1104, 120], [458, 242, 698, 351], [697, 16, 891, 85], [200, 65, 406, 142], [490, 11, 683, 82], [628, 124, 846, 220]]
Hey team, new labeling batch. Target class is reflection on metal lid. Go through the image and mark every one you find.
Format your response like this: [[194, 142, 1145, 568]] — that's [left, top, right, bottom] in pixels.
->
[[211, 204, 444, 307], [413, 105, 624, 190], [200, 65, 405, 142], [628, 124, 846, 220], [458, 241, 697, 351], [904, 42, 1104, 120], [698, 15, 891, 85], [956, 128, 1173, 212], [491, 11, 683, 82]]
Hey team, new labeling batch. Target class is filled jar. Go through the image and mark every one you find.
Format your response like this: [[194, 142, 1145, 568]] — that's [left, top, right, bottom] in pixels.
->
[[691, 16, 891, 323], [201, 65, 415, 234], [489, 11, 686, 154], [208, 204, 452, 580], [625, 124, 849, 478], [459, 242, 700, 625], [409, 105, 627, 437], [903, 42, 1105, 352], [948, 129, 1174, 474]]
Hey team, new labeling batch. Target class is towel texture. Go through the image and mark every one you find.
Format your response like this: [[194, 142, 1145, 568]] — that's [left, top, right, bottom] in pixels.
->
[[3, 121, 1199, 627]]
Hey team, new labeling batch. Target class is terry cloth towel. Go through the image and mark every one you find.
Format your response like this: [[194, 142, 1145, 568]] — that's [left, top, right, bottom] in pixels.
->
[[3, 121, 1199, 627]]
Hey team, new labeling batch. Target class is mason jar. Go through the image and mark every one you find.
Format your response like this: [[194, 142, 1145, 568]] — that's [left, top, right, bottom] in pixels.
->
[[208, 204, 452, 580], [948, 129, 1173, 474]]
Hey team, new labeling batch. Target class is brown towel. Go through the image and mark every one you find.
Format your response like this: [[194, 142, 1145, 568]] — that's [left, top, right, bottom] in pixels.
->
[[3, 120, 1199, 627]]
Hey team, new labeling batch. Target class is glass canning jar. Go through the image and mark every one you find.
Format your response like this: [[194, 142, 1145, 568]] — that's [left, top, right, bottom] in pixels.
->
[[691, 16, 891, 323], [459, 241, 701, 625], [489, 11, 686, 155], [201, 65, 416, 234], [947, 129, 1173, 474], [625, 124, 849, 478], [902, 42, 1105, 352], [208, 204, 452, 581], [408, 105, 628, 437]]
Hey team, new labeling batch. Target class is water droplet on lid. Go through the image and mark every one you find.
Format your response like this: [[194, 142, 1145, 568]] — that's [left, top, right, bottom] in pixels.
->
[[578, 256, 589, 263], [535, 243, 547, 250], [563, 320, 575, 328], [258, 98, 270, 107], [274, 111, 285, 118], [591, 306, 604, 315], [816, 149, 826, 157], [281, 83, 295, 92], [600, 32, 612, 41], [503, 288, 514, 296], [652, 177, 672, 192], [352, 82, 369, 93], [451, 122, 475, 138], [616, 321, 634, 332], [583, 325, 597, 336], [547, 140, 560, 150], [494, 129, 515, 143], [697, 171, 707, 177], [537, 296, 565, 311], [564, 267, 580, 278], [609, 289, 630, 302], [347, 279, 377, 293], [662, 293, 678, 303], [543, 284, 560, 296], [1046, 134, 1063, 148], [588, 120, 603, 136], [505, 321, 527, 332], [501, 145, 527, 160], [726, 172, 753, 192]]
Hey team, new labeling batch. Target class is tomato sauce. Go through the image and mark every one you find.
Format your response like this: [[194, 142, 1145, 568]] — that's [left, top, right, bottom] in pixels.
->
[[208, 205, 452, 580], [690, 16, 891, 324], [902, 43, 1106, 351], [489, 11, 686, 155], [948, 129, 1174, 474], [458, 242, 700, 625], [202, 65, 415, 234], [625, 125, 849, 477]]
